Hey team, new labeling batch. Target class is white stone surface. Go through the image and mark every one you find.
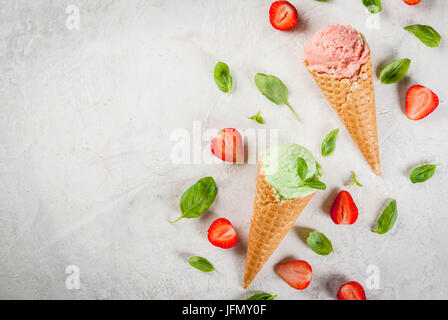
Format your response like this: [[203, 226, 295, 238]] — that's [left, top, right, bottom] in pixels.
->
[[0, 0, 447, 300]]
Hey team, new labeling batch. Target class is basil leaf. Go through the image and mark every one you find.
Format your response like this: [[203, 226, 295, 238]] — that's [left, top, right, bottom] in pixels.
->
[[321, 128, 339, 157], [410, 164, 439, 184], [170, 177, 218, 223], [306, 231, 334, 255], [254, 73, 301, 122], [297, 157, 308, 181], [316, 161, 323, 177], [362, 0, 382, 14], [373, 200, 397, 235], [404, 25, 441, 48], [254, 73, 288, 105], [305, 180, 327, 190], [214, 62, 233, 93], [379, 59, 411, 84], [188, 256, 216, 272], [249, 111, 264, 124], [347, 171, 364, 188], [247, 293, 278, 300]]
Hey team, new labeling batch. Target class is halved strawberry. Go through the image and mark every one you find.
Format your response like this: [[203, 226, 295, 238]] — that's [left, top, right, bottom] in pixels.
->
[[406, 85, 439, 120], [208, 218, 238, 249], [337, 281, 367, 300], [210, 128, 243, 163], [269, 1, 298, 31], [330, 191, 359, 225], [403, 0, 421, 5], [275, 260, 312, 290]]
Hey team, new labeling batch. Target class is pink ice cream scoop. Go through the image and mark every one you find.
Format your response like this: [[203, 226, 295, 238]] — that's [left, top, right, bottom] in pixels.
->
[[304, 25, 370, 81]]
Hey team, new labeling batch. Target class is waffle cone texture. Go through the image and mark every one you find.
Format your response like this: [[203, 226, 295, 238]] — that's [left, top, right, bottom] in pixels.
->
[[305, 58, 381, 176], [243, 164, 315, 289]]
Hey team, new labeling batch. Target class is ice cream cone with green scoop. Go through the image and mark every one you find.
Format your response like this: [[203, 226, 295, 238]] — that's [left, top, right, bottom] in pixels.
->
[[304, 25, 381, 176], [243, 144, 325, 288]]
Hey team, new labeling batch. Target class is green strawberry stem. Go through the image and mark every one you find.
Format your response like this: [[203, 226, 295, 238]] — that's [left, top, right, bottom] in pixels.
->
[[286, 102, 300, 122]]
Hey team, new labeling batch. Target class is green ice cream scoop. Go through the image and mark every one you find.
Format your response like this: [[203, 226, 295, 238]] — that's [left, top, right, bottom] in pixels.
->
[[261, 144, 321, 200]]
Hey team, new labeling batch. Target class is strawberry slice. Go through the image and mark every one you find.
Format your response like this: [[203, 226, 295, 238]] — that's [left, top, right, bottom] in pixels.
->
[[269, 1, 298, 31], [337, 281, 367, 300], [275, 260, 312, 290], [406, 85, 439, 120], [403, 0, 421, 5], [208, 218, 238, 249], [210, 128, 243, 163], [330, 191, 359, 225]]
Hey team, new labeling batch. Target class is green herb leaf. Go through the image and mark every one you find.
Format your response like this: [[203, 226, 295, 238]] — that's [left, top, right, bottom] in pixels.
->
[[297, 157, 308, 181], [404, 25, 441, 48], [379, 59, 411, 84], [305, 180, 327, 190], [347, 171, 364, 188], [169, 177, 218, 223], [362, 0, 382, 14], [373, 200, 397, 235], [247, 293, 278, 300], [214, 62, 233, 93], [188, 256, 216, 272], [306, 231, 334, 255], [321, 128, 339, 157], [315, 0, 329, 2], [410, 164, 439, 183], [249, 111, 264, 124], [254, 73, 300, 122], [315, 161, 323, 177]]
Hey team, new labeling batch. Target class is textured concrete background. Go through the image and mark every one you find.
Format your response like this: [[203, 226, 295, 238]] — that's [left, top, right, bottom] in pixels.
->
[[0, 0, 447, 299]]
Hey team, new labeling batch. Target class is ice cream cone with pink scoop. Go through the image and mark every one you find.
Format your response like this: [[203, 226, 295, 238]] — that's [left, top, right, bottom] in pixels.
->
[[304, 25, 381, 176]]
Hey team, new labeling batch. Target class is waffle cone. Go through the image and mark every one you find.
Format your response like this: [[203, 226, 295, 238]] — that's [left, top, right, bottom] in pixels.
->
[[243, 164, 315, 289], [305, 58, 381, 176]]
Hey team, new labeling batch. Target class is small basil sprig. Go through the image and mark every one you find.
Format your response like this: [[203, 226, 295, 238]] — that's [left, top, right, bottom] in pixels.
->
[[297, 158, 327, 190], [321, 129, 339, 157], [362, 0, 382, 14], [373, 200, 397, 235], [347, 171, 364, 188], [247, 293, 278, 300], [254, 73, 301, 122], [169, 177, 218, 223], [404, 25, 441, 48], [188, 256, 216, 272], [306, 231, 334, 255], [214, 62, 233, 93], [249, 111, 264, 124], [410, 164, 439, 183], [380, 59, 411, 84]]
